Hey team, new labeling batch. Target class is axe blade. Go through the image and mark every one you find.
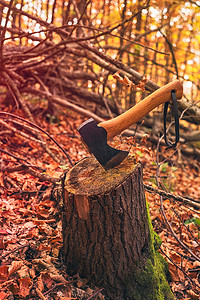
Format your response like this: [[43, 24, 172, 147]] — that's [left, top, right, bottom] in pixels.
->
[[78, 118, 128, 170]]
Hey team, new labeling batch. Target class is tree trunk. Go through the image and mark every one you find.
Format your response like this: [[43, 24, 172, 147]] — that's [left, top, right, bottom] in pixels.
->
[[61, 155, 174, 299]]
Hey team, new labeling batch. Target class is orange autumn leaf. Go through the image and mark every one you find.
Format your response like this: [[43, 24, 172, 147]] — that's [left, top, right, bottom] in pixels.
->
[[136, 75, 147, 92], [0, 266, 9, 283], [112, 71, 124, 83], [0, 292, 8, 300], [0, 238, 4, 250], [113, 72, 147, 91], [123, 75, 134, 87], [187, 289, 199, 299], [41, 272, 54, 289], [8, 261, 24, 276], [9, 282, 20, 296], [168, 262, 180, 282], [18, 277, 32, 298], [37, 274, 44, 292], [35, 287, 46, 300], [113, 71, 134, 87]]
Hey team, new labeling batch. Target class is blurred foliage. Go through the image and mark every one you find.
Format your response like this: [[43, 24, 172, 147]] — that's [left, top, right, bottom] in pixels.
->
[[2, 0, 200, 105]]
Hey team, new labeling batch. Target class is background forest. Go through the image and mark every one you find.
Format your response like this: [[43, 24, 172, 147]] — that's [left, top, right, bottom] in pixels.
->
[[0, 0, 200, 299]]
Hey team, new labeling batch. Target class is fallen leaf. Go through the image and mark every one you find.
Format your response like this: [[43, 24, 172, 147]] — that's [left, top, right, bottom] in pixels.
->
[[0, 229, 12, 236], [9, 282, 20, 295], [17, 265, 30, 278], [35, 287, 46, 300], [37, 274, 44, 291], [41, 272, 54, 289], [0, 292, 8, 300], [0, 238, 4, 250], [18, 277, 32, 298], [0, 266, 9, 283], [9, 260, 24, 276], [193, 261, 200, 268], [187, 289, 199, 299]]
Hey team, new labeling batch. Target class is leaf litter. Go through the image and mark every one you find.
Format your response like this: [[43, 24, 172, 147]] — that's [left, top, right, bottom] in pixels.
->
[[0, 104, 200, 299]]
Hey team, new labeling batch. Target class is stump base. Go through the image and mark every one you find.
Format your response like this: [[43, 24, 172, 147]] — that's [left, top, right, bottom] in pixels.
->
[[62, 155, 174, 299]]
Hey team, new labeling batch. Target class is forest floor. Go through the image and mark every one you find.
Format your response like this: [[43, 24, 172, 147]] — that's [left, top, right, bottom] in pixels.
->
[[0, 103, 200, 300]]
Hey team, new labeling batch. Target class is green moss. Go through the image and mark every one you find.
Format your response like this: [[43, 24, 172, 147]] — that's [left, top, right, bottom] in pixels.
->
[[127, 201, 174, 300]]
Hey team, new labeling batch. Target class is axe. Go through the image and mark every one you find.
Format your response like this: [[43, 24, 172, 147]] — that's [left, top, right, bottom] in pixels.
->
[[78, 80, 183, 170]]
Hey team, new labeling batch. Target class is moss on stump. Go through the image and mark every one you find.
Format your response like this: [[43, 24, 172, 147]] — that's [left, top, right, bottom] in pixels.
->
[[62, 155, 174, 299]]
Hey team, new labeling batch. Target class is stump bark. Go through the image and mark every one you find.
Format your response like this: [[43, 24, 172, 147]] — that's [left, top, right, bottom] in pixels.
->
[[62, 155, 173, 299]]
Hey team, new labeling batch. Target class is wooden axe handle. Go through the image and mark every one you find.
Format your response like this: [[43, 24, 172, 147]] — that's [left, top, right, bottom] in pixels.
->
[[98, 80, 183, 140]]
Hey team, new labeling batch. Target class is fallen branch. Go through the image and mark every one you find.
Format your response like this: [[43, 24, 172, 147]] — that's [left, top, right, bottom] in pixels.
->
[[21, 87, 105, 123], [0, 119, 45, 145], [144, 183, 200, 210], [0, 112, 74, 167], [1, 243, 30, 260]]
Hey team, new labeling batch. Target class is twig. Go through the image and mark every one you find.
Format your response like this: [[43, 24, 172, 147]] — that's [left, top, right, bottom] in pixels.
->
[[0, 119, 45, 145], [144, 184, 200, 210], [158, 242, 200, 290], [0, 148, 28, 163], [2, 70, 61, 163], [172, 206, 200, 248], [154, 131, 200, 262], [160, 31, 179, 78], [0, 0, 167, 55], [43, 282, 66, 296], [0, 162, 58, 183], [1, 163, 45, 173], [21, 86, 105, 123], [160, 195, 200, 263], [3, 175, 21, 192], [2, 71, 33, 119], [5, 118, 40, 133], [68, 0, 91, 38], [85, 288, 104, 300], [25, 166, 59, 183], [0, 112, 74, 167], [1, 243, 30, 260], [0, 0, 14, 63]]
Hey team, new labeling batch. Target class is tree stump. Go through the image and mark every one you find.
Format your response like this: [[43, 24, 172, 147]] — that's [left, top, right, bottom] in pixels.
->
[[62, 155, 173, 299]]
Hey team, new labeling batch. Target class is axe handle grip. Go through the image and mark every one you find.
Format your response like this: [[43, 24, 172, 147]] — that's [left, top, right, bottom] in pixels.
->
[[98, 80, 183, 140]]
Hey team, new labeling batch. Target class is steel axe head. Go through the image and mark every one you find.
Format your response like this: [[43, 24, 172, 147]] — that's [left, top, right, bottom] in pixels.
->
[[77, 118, 128, 170]]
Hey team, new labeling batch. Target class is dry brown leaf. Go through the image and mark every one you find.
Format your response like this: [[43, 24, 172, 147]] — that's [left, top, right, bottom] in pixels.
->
[[8, 261, 24, 276], [0, 266, 9, 283], [170, 251, 182, 264], [0, 292, 8, 300], [112, 71, 123, 82], [0, 238, 4, 250], [18, 277, 32, 298], [50, 274, 68, 284], [17, 265, 30, 279], [113, 72, 134, 87], [168, 262, 180, 282], [8, 282, 20, 295], [41, 272, 54, 289], [123, 75, 134, 87], [37, 274, 44, 292], [193, 260, 200, 268], [35, 287, 46, 300], [136, 75, 147, 92], [26, 227, 39, 239], [187, 289, 199, 299]]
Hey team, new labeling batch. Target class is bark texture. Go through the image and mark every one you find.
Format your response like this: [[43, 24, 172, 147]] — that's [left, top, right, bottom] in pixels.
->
[[62, 155, 173, 299]]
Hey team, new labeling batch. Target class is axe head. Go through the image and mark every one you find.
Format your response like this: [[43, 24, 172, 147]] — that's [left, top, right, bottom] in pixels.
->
[[78, 118, 128, 170]]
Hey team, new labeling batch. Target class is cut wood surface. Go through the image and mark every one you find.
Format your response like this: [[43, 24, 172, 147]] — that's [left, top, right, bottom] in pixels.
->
[[65, 155, 137, 196]]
